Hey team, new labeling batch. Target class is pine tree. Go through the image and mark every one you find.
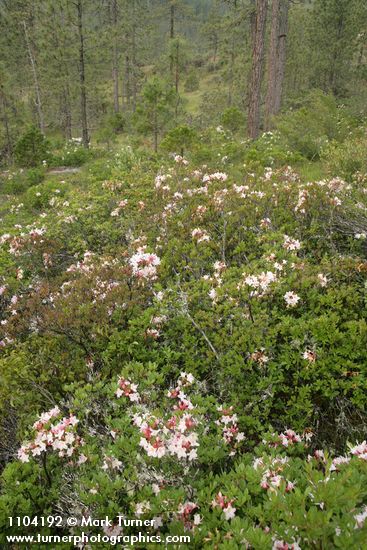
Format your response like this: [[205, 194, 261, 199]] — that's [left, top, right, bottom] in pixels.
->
[[265, 0, 289, 129], [247, 0, 267, 139]]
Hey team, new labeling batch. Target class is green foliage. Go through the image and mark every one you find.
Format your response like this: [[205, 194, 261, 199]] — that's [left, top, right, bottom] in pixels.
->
[[95, 113, 126, 147], [14, 126, 49, 168], [322, 129, 367, 180], [108, 112, 125, 133], [160, 124, 198, 155], [1, 116, 367, 545], [184, 70, 200, 92], [1, 373, 367, 548], [275, 91, 352, 159], [244, 131, 302, 168], [221, 106, 245, 133], [133, 77, 177, 151], [25, 166, 46, 186], [0, 166, 46, 195], [50, 141, 93, 167]]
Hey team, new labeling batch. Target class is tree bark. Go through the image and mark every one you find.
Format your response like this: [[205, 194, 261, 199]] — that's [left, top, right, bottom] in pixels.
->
[[274, 0, 289, 111], [170, 2, 175, 39], [265, 0, 289, 129], [125, 54, 131, 107], [247, 0, 268, 140], [111, 0, 120, 113], [131, 0, 137, 111], [175, 40, 179, 94], [0, 85, 12, 162], [62, 82, 72, 140], [153, 108, 158, 153], [170, 2, 175, 76], [77, 0, 89, 148], [50, 1, 72, 139], [22, 20, 45, 134], [228, 0, 238, 106]]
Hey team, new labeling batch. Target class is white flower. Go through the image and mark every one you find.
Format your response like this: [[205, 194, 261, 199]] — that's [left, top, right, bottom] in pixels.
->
[[152, 516, 163, 529], [208, 288, 217, 301], [302, 350, 316, 363], [283, 235, 301, 251], [135, 501, 151, 516], [284, 291, 300, 308], [354, 506, 367, 528], [317, 273, 328, 287], [192, 228, 210, 243], [223, 505, 236, 520]]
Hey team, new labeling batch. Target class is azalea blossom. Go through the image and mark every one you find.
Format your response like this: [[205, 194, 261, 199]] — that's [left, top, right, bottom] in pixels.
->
[[202, 171, 228, 183], [211, 492, 236, 520], [115, 377, 140, 402], [191, 228, 210, 243], [260, 217, 272, 228], [135, 501, 151, 516], [284, 291, 300, 308], [129, 250, 161, 280], [18, 408, 81, 462], [354, 506, 367, 528], [272, 540, 301, 550], [303, 349, 316, 363], [317, 273, 328, 287], [102, 455, 122, 470], [250, 349, 269, 365], [350, 441, 367, 460], [283, 235, 301, 251], [330, 456, 350, 471]]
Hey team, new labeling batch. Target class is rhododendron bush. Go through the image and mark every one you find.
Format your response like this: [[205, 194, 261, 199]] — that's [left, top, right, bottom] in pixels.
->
[[1, 366, 367, 547], [0, 146, 367, 547]]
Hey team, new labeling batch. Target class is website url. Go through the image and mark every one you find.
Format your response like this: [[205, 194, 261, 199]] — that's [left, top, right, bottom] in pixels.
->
[[6, 532, 191, 546]]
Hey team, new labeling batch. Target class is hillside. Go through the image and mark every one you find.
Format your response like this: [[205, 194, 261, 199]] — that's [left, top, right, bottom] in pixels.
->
[[0, 121, 367, 546], [1, 0, 367, 548]]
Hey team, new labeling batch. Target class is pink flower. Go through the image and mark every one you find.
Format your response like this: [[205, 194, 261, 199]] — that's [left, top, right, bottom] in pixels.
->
[[191, 228, 210, 243], [273, 541, 301, 550], [350, 441, 367, 461], [211, 492, 236, 520], [129, 250, 161, 280], [115, 377, 140, 402], [283, 235, 301, 251], [303, 349, 316, 363]]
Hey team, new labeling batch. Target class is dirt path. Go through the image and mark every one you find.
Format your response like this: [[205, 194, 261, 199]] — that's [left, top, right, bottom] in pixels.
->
[[48, 167, 81, 175]]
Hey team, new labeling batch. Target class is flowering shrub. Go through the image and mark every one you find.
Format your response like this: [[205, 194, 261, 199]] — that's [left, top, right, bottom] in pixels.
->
[[0, 141, 367, 546], [18, 407, 81, 462], [1, 370, 367, 547]]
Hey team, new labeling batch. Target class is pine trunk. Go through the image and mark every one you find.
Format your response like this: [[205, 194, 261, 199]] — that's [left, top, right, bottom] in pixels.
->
[[247, 0, 268, 140], [131, 1, 137, 111], [0, 86, 12, 162], [23, 20, 45, 135], [170, 3, 175, 77], [264, 0, 280, 129], [125, 54, 131, 107], [77, 0, 89, 148], [63, 82, 72, 140], [265, 0, 289, 129], [111, 0, 119, 113], [274, 0, 289, 112]]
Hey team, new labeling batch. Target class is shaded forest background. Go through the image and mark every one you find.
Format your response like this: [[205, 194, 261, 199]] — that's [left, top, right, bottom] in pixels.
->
[[1, 0, 367, 159]]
